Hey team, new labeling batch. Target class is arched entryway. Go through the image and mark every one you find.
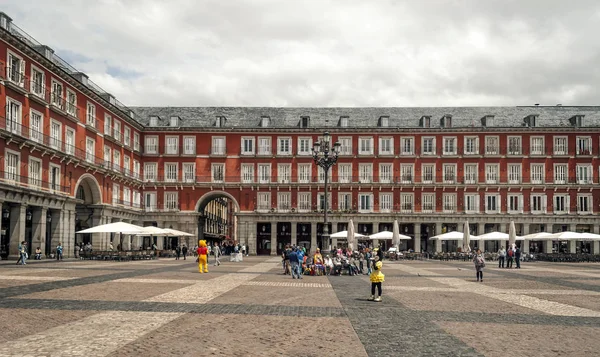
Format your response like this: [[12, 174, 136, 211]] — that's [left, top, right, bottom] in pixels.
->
[[73, 174, 102, 250], [196, 191, 239, 251]]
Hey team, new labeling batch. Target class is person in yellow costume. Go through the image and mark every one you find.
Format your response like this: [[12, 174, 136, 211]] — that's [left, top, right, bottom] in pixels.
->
[[368, 255, 384, 302], [196, 240, 209, 273]]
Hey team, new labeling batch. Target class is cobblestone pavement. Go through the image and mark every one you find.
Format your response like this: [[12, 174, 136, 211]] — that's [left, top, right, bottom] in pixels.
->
[[1, 257, 600, 356]]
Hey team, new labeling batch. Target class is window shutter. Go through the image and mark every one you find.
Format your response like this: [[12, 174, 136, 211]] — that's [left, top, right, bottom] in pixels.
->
[[240, 139, 244, 154], [519, 195, 524, 213], [566, 195, 570, 214], [19, 60, 25, 86], [5, 103, 9, 122], [542, 196, 547, 214], [475, 137, 480, 154], [475, 194, 480, 213]]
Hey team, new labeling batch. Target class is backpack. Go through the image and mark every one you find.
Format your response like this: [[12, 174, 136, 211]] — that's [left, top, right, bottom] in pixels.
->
[[508, 249, 514, 257]]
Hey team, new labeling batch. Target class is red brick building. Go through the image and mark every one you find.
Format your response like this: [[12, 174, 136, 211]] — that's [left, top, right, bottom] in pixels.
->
[[1, 13, 599, 257]]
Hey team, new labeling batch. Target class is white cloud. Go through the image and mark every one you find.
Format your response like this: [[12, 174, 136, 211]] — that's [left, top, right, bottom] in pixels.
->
[[4, 0, 600, 106]]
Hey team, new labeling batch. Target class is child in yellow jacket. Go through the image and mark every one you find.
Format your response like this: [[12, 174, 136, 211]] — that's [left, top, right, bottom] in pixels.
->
[[368, 256, 384, 302]]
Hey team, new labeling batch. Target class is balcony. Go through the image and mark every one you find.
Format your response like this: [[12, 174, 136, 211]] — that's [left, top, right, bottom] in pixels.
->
[[256, 146, 272, 156], [210, 146, 226, 156], [29, 83, 50, 105], [5, 67, 27, 93], [576, 148, 592, 156], [50, 94, 69, 116], [0, 170, 70, 194], [85, 117, 101, 132]]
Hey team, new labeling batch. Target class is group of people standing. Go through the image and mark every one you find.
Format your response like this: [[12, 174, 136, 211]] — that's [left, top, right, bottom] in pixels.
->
[[497, 246, 522, 269]]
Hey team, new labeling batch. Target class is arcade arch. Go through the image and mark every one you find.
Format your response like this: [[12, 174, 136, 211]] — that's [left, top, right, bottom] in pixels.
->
[[196, 191, 240, 248]]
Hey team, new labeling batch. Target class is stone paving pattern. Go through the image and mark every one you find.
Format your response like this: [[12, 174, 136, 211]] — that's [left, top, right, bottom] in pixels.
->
[[1, 257, 600, 356]]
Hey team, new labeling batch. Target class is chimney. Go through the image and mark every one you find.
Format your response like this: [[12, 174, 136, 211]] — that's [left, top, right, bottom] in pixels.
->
[[72, 72, 89, 87], [0, 12, 12, 32], [32, 45, 55, 61]]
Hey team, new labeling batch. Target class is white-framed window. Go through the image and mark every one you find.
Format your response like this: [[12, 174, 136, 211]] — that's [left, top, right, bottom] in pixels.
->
[[65, 128, 75, 155], [104, 114, 111, 136], [317, 166, 332, 183], [464, 194, 480, 213], [422, 193, 435, 213], [144, 163, 157, 182], [164, 192, 179, 211], [464, 136, 479, 155], [338, 193, 352, 211], [257, 192, 271, 211], [104, 146, 111, 167], [50, 120, 61, 150], [379, 137, 393, 155], [298, 192, 311, 212], [576, 165, 592, 184], [123, 156, 131, 174], [508, 136, 522, 155], [210, 136, 226, 155], [422, 137, 435, 156], [85, 137, 95, 164], [51, 79, 64, 109], [113, 150, 121, 171], [576, 136, 592, 155], [530, 136, 544, 155], [577, 195, 592, 214], [485, 194, 500, 213], [133, 160, 140, 179], [554, 164, 567, 184], [317, 192, 332, 211], [7, 51, 25, 86], [340, 117, 349, 127], [338, 163, 351, 184], [185, 136, 197, 155], [400, 193, 413, 213], [133, 133, 140, 151], [123, 127, 131, 147], [133, 191, 141, 208], [29, 109, 43, 143], [508, 164, 521, 184], [165, 136, 179, 155], [339, 137, 352, 155], [30, 65, 45, 98], [112, 184, 120, 204], [485, 164, 499, 184], [4, 150, 19, 181], [485, 136, 499, 155], [241, 164, 254, 183], [553, 136, 568, 155], [258, 137, 271, 155], [400, 164, 413, 184], [145, 136, 158, 154], [358, 193, 374, 212], [359, 137, 373, 155], [358, 163, 372, 183], [123, 187, 131, 205], [464, 164, 478, 184], [278, 164, 291, 183], [258, 164, 271, 183], [530, 164, 544, 184], [144, 192, 157, 211], [379, 163, 393, 183], [443, 164, 456, 184], [422, 164, 435, 184], [241, 137, 255, 155], [5, 97, 22, 135], [28, 157, 42, 187], [553, 194, 569, 214], [401, 137, 414, 155], [66, 89, 77, 116], [86, 102, 96, 127], [443, 194, 456, 213], [211, 163, 224, 183], [165, 163, 178, 182], [278, 137, 291, 155], [443, 137, 457, 155], [380, 193, 393, 212], [530, 194, 546, 214], [298, 137, 312, 156], [277, 192, 291, 211], [507, 195, 523, 213], [298, 163, 311, 184], [113, 121, 121, 141]]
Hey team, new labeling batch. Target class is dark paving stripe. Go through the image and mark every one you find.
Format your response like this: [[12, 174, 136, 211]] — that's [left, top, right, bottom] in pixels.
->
[[328, 276, 482, 357]]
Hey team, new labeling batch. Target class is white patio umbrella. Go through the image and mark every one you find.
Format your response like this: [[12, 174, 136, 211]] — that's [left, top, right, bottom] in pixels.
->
[[330, 230, 365, 239], [392, 219, 400, 249], [478, 232, 523, 241], [578, 232, 600, 241], [463, 221, 471, 253], [348, 219, 356, 250], [135, 226, 175, 236], [430, 231, 465, 240], [521, 232, 552, 240], [508, 221, 517, 250], [545, 231, 583, 241], [369, 231, 412, 240], [163, 228, 195, 237], [76, 222, 145, 252]]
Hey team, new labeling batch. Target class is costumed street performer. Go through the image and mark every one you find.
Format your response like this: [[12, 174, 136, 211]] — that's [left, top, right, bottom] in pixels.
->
[[197, 240, 209, 273]]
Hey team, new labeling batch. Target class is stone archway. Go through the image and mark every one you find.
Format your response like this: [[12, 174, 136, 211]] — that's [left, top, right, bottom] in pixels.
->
[[73, 174, 103, 249], [196, 191, 240, 249]]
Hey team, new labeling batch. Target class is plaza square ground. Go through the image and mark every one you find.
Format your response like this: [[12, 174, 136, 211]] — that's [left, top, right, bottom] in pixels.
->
[[0, 257, 599, 356]]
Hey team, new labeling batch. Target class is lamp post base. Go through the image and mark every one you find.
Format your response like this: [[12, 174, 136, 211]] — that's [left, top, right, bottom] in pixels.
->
[[321, 234, 331, 253]]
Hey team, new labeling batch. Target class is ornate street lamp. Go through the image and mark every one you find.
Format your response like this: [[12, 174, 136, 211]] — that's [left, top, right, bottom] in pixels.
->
[[312, 132, 341, 252]]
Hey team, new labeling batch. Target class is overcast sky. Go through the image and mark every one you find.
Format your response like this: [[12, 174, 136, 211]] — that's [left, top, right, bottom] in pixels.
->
[[5, 0, 600, 107]]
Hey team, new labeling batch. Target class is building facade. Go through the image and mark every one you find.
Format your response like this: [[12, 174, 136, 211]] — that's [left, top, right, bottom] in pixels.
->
[[1, 12, 599, 258]]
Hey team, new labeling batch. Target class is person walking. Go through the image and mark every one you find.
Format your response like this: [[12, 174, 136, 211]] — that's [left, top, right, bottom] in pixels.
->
[[368, 256, 385, 302], [56, 243, 63, 261], [497, 246, 506, 268], [289, 247, 300, 279], [515, 246, 521, 269], [473, 249, 485, 282], [182, 245, 188, 260], [175, 245, 181, 260], [213, 243, 221, 266], [16, 241, 27, 265]]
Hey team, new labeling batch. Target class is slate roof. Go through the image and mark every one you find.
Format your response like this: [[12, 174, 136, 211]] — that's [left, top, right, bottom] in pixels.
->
[[130, 106, 600, 129]]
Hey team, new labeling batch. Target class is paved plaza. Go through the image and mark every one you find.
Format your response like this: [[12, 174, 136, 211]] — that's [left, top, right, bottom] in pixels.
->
[[0, 257, 599, 356]]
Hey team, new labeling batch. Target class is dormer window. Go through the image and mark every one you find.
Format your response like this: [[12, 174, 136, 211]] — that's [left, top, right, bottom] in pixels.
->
[[216, 116, 226, 127], [149, 116, 158, 127], [420, 116, 431, 128], [481, 115, 494, 127], [524, 115, 538, 127], [339, 116, 349, 127], [379, 116, 389, 127], [569, 115, 584, 127], [170, 116, 179, 127], [441, 115, 452, 128], [300, 116, 310, 128], [260, 117, 271, 128]]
